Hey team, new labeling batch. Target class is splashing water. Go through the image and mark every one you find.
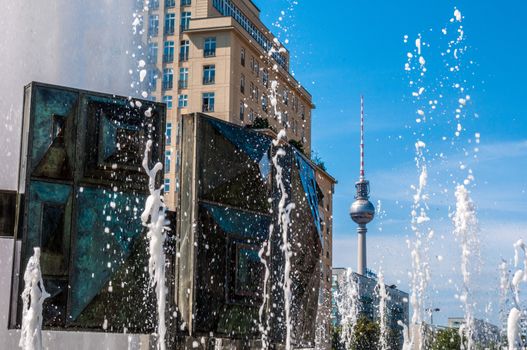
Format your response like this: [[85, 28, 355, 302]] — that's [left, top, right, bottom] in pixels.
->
[[334, 269, 360, 349], [377, 270, 389, 350], [19, 248, 50, 350], [453, 185, 480, 349], [141, 140, 169, 350], [271, 130, 296, 349], [398, 320, 413, 350], [407, 140, 431, 350], [258, 225, 272, 348], [506, 240, 527, 349]]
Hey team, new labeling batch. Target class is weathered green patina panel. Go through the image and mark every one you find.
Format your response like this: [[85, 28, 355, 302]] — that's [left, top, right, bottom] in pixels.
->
[[11, 82, 166, 332]]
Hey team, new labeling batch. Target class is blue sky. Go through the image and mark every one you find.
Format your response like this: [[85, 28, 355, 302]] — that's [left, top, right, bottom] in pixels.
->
[[258, 0, 527, 326]]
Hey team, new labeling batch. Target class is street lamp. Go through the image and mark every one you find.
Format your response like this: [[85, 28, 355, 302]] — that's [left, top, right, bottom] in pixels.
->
[[426, 308, 440, 325]]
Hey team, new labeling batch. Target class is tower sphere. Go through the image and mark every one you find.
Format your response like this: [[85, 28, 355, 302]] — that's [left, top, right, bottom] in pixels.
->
[[350, 198, 375, 225]]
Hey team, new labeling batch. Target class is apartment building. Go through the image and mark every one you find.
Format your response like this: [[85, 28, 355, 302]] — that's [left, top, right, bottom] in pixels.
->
[[145, 0, 313, 207], [145, 0, 334, 347]]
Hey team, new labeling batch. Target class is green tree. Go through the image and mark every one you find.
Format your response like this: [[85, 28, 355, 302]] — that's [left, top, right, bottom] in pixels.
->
[[430, 328, 461, 350], [350, 317, 380, 350]]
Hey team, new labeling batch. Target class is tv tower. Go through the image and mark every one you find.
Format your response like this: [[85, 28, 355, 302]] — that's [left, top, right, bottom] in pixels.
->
[[350, 96, 375, 276]]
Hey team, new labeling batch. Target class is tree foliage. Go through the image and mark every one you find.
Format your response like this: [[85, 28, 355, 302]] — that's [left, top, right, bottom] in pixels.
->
[[430, 328, 461, 350]]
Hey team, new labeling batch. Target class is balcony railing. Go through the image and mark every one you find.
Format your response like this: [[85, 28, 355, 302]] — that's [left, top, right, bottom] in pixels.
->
[[202, 77, 215, 85], [204, 50, 216, 58], [162, 81, 173, 90]]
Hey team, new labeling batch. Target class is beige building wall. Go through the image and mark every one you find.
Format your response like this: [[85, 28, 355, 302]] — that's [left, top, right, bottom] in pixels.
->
[[315, 168, 336, 349]]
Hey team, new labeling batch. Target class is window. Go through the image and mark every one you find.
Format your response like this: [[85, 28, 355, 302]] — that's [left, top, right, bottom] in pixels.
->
[[250, 82, 255, 99], [164, 178, 170, 193], [179, 67, 188, 88], [283, 90, 289, 105], [204, 37, 216, 57], [248, 108, 255, 122], [148, 43, 158, 64], [162, 95, 173, 109], [253, 59, 259, 76], [178, 94, 188, 108], [165, 0, 175, 8], [165, 150, 171, 174], [179, 40, 189, 61], [239, 101, 245, 121], [294, 95, 299, 112], [149, 0, 159, 9], [262, 69, 269, 88], [250, 56, 255, 73], [148, 70, 158, 91], [240, 48, 245, 66], [165, 13, 176, 35], [301, 104, 305, 120], [181, 12, 191, 31], [255, 87, 259, 101], [203, 65, 215, 85], [262, 95, 268, 112], [166, 123, 172, 145], [181, 0, 191, 5], [149, 15, 159, 36], [240, 74, 245, 94], [202, 92, 215, 112], [163, 41, 174, 62], [162, 68, 174, 89]]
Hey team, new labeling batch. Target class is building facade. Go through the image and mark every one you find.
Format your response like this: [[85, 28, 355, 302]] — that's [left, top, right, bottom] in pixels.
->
[[331, 268, 410, 349], [146, 1, 335, 347], [144, 0, 314, 208]]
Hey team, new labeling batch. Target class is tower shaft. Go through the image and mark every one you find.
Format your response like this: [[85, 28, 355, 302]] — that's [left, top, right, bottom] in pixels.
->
[[357, 224, 367, 276]]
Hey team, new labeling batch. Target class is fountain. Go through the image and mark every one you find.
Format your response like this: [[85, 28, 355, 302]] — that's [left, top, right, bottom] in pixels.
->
[[19, 248, 49, 350]]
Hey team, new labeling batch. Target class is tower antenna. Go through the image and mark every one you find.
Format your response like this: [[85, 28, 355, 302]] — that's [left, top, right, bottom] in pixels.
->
[[360, 95, 365, 181]]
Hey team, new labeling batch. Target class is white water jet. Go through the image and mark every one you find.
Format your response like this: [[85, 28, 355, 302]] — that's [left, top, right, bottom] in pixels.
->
[[258, 225, 272, 349], [334, 269, 360, 349], [398, 320, 413, 350], [271, 134, 296, 349], [19, 248, 50, 350], [141, 140, 169, 350], [377, 270, 389, 350], [507, 307, 521, 350], [408, 140, 431, 350], [453, 184, 480, 350], [506, 239, 527, 350]]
